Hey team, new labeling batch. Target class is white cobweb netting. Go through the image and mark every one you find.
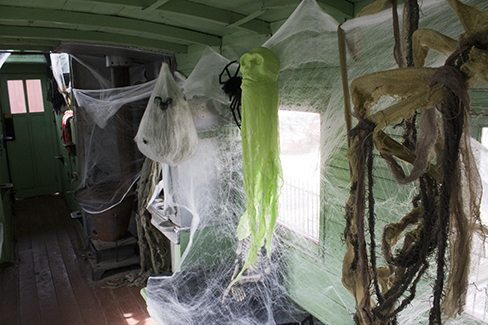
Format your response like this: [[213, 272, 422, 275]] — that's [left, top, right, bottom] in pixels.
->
[[74, 80, 156, 129], [145, 0, 488, 324], [72, 54, 171, 214], [182, 47, 233, 105], [73, 87, 148, 214]]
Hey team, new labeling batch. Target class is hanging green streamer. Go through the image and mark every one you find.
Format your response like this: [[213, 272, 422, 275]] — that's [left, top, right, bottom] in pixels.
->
[[235, 46, 282, 278]]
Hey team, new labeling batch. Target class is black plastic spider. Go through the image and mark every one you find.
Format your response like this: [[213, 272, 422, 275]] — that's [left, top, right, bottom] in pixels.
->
[[219, 60, 242, 128]]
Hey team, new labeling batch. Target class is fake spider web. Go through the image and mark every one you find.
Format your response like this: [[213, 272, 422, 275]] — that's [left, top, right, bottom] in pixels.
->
[[141, 0, 488, 324], [72, 54, 180, 214], [73, 84, 149, 214]]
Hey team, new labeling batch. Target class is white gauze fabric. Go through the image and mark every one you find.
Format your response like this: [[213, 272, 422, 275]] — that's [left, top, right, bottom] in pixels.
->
[[50, 53, 71, 97], [135, 63, 198, 165]]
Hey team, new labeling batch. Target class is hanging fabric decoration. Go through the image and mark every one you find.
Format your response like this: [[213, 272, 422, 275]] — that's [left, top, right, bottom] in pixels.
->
[[228, 47, 282, 287], [49, 53, 71, 113], [61, 110, 76, 156], [341, 0, 487, 323], [135, 63, 198, 165]]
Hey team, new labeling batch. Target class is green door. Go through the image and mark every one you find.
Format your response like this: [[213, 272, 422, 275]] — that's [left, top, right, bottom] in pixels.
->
[[0, 73, 61, 198]]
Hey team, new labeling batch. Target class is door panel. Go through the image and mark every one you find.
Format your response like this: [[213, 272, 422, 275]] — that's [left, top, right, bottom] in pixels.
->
[[7, 113, 35, 192], [0, 73, 61, 197], [31, 113, 60, 194]]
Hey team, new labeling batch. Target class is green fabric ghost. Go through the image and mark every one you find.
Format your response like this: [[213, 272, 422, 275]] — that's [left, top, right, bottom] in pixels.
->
[[234, 46, 282, 281]]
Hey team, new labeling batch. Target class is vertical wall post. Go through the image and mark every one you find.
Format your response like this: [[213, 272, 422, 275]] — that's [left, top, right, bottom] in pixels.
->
[[337, 24, 353, 147]]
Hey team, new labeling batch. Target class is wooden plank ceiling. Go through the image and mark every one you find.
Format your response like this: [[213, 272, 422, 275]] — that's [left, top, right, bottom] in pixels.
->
[[0, 0, 365, 54]]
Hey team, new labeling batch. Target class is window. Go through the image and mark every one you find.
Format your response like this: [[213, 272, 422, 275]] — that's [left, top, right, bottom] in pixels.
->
[[482, 127, 488, 149], [7, 80, 27, 114], [6, 79, 44, 114], [26, 79, 44, 113], [278, 110, 321, 241]]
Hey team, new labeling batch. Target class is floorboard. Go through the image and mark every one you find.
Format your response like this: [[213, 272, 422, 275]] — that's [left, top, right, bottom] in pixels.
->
[[0, 263, 20, 325], [0, 195, 154, 325], [32, 227, 63, 325], [16, 202, 41, 325], [44, 214, 84, 325], [94, 286, 127, 325]]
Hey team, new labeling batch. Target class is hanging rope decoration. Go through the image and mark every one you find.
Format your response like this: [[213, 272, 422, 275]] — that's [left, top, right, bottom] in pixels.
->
[[342, 0, 488, 324], [219, 60, 243, 128]]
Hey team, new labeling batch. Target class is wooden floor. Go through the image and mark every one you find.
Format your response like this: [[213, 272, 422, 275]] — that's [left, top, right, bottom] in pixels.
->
[[0, 195, 155, 325]]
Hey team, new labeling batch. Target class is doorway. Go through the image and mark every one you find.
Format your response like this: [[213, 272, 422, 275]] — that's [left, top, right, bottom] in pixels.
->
[[0, 72, 61, 198]]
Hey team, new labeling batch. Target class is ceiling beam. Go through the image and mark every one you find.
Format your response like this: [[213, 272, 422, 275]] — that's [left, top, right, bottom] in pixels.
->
[[82, 0, 271, 34], [0, 37, 59, 48], [226, 9, 266, 29], [316, 0, 354, 17], [0, 26, 187, 53], [0, 6, 220, 46], [261, 0, 353, 16], [142, 0, 170, 11], [159, 0, 271, 34], [77, 0, 147, 6], [262, 0, 353, 21], [0, 45, 53, 52], [0, 38, 58, 52]]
